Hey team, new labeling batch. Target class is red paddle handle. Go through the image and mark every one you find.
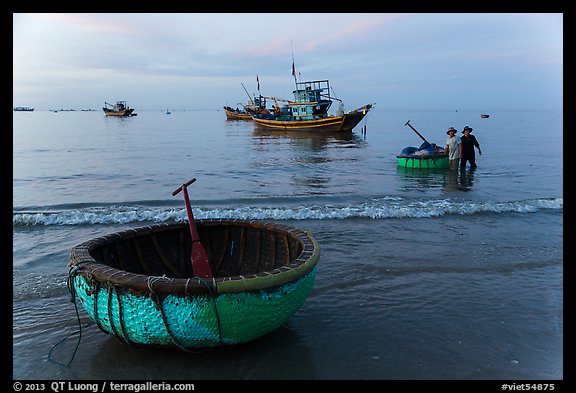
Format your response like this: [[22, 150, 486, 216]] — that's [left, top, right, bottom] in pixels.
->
[[172, 178, 196, 196], [172, 178, 213, 279]]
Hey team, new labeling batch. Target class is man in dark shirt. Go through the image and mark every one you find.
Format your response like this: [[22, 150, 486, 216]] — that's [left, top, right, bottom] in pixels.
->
[[460, 126, 482, 169]]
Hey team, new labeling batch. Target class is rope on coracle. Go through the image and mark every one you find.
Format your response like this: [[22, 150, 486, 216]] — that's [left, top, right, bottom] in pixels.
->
[[52, 266, 224, 360], [47, 264, 87, 371], [107, 283, 132, 346], [148, 275, 223, 353], [49, 263, 127, 370]]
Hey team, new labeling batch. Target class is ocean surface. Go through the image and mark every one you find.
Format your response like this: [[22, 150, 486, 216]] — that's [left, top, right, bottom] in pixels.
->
[[13, 108, 563, 381]]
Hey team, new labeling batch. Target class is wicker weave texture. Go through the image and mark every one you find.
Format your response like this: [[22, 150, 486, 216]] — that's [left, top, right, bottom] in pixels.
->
[[68, 220, 320, 349], [73, 267, 316, 348], [397, 156, 449, 169]]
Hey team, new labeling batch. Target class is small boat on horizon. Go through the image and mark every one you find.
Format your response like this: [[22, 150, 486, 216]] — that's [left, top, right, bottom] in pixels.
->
[[14, 106, 34, 112], [103, 100, 135, 117], [480, 114, 490, 118], [252, 79, 372, 133]]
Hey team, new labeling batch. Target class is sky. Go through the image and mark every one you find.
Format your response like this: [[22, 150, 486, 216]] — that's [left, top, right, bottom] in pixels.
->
[[13, 13, 563, 111]]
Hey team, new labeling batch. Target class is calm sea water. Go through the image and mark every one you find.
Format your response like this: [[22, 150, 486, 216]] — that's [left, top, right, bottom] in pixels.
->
[[13, 108, 563, 381]]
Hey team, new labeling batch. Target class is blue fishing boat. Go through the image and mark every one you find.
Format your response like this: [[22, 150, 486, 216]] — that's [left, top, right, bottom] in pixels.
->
[[253, 79, 372, 133]]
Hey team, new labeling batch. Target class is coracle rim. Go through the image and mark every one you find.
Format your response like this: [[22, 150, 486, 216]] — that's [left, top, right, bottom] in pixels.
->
[[69, 219, 320, 296]]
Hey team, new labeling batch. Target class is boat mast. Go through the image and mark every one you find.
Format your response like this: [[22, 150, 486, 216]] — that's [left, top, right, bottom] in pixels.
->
[[291, 39, 298, 90]]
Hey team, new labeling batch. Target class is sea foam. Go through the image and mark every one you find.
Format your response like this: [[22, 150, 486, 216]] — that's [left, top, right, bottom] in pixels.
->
[[12, 197, 563, 226]]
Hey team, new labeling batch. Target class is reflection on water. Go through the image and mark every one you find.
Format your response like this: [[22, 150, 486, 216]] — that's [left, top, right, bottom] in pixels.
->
[[250, 130, 366, 196], [86, 321, 315, 380], [396, 166, 448, 192], [443, 167, 476, 192], [291, 175, 330, 193], [252, 128, 362, 149], [458, 167, 476, 191], [396, 166, 476, 192]]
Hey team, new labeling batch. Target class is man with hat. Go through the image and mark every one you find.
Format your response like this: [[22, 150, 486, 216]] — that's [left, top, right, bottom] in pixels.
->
[[445, 127, 461, 170], [460, 126, 482, 169]]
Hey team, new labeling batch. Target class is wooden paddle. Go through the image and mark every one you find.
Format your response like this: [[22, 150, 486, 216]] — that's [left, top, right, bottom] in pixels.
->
[[404, 120, 429, 144], [172, 178, 213, 279]]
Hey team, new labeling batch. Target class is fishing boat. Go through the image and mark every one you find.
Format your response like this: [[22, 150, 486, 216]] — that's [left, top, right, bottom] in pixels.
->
[[13, 106, 34, 111], [68, 179, 320, 350], [224, 82, 270, 121], [480, 114, 490, 118], [252, 79, 372, 133], [223, 105, 253, 120], [103, 101, 135, 117], [397, 120, 449, 169], [224, 94, 269, 121]]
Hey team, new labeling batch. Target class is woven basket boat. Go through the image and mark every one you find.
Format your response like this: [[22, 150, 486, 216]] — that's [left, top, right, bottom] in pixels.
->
[[68, 219, 320, 350], [396, 155, 449, 169]]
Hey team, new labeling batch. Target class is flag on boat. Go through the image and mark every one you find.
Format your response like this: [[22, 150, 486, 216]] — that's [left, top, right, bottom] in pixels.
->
[[257, 75, 260, 91]]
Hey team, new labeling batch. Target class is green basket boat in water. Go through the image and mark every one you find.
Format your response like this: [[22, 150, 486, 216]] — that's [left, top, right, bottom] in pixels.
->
[[397, 155, 449, 169], [68, 219, 320, 350]]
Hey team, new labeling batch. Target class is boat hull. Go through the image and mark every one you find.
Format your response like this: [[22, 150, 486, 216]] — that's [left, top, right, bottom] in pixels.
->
[[103, 108, 134, 117], [397, 155, 449, 169], [223, 107, 252, 120], [68, 220, 320, 349], [252, 104, 372, 132]]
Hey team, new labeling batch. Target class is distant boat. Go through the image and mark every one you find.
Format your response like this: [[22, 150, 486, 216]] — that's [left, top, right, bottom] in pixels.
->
[[480, 114, 490, 118], [253, 79, 372, 133], [165, 109, 171, 114], [103, 101, 135, 116], [14, 106, 34, 112]]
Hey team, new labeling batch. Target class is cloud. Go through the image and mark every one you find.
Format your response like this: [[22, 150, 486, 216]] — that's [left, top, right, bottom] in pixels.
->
[[29, 13, 144, 35], [13, 13, 563, 110], [301, 13, 403, 52], [245, 13, 404, 58]]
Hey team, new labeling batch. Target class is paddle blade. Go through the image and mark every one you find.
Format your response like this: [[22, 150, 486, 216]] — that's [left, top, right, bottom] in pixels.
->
[[191, 240, 213, 279]]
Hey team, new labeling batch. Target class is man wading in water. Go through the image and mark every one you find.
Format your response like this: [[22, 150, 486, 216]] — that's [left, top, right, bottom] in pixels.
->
[[460, 125, 482, 169], [445, 127, 461, 171]]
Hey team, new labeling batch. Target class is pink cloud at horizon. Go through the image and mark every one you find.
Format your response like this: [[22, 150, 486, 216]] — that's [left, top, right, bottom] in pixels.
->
[[27, 13, 144, 36], [246, 14, 404, 58]]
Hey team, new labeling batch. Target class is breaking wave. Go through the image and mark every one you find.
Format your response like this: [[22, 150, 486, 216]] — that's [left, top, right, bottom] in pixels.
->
[[13, 196, 563, 226]]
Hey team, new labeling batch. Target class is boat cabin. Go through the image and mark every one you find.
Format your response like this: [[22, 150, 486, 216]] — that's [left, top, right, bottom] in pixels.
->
[[245, 95, 267, 112], [112, 101, 128, 111], [290, 80, 333, 120]]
